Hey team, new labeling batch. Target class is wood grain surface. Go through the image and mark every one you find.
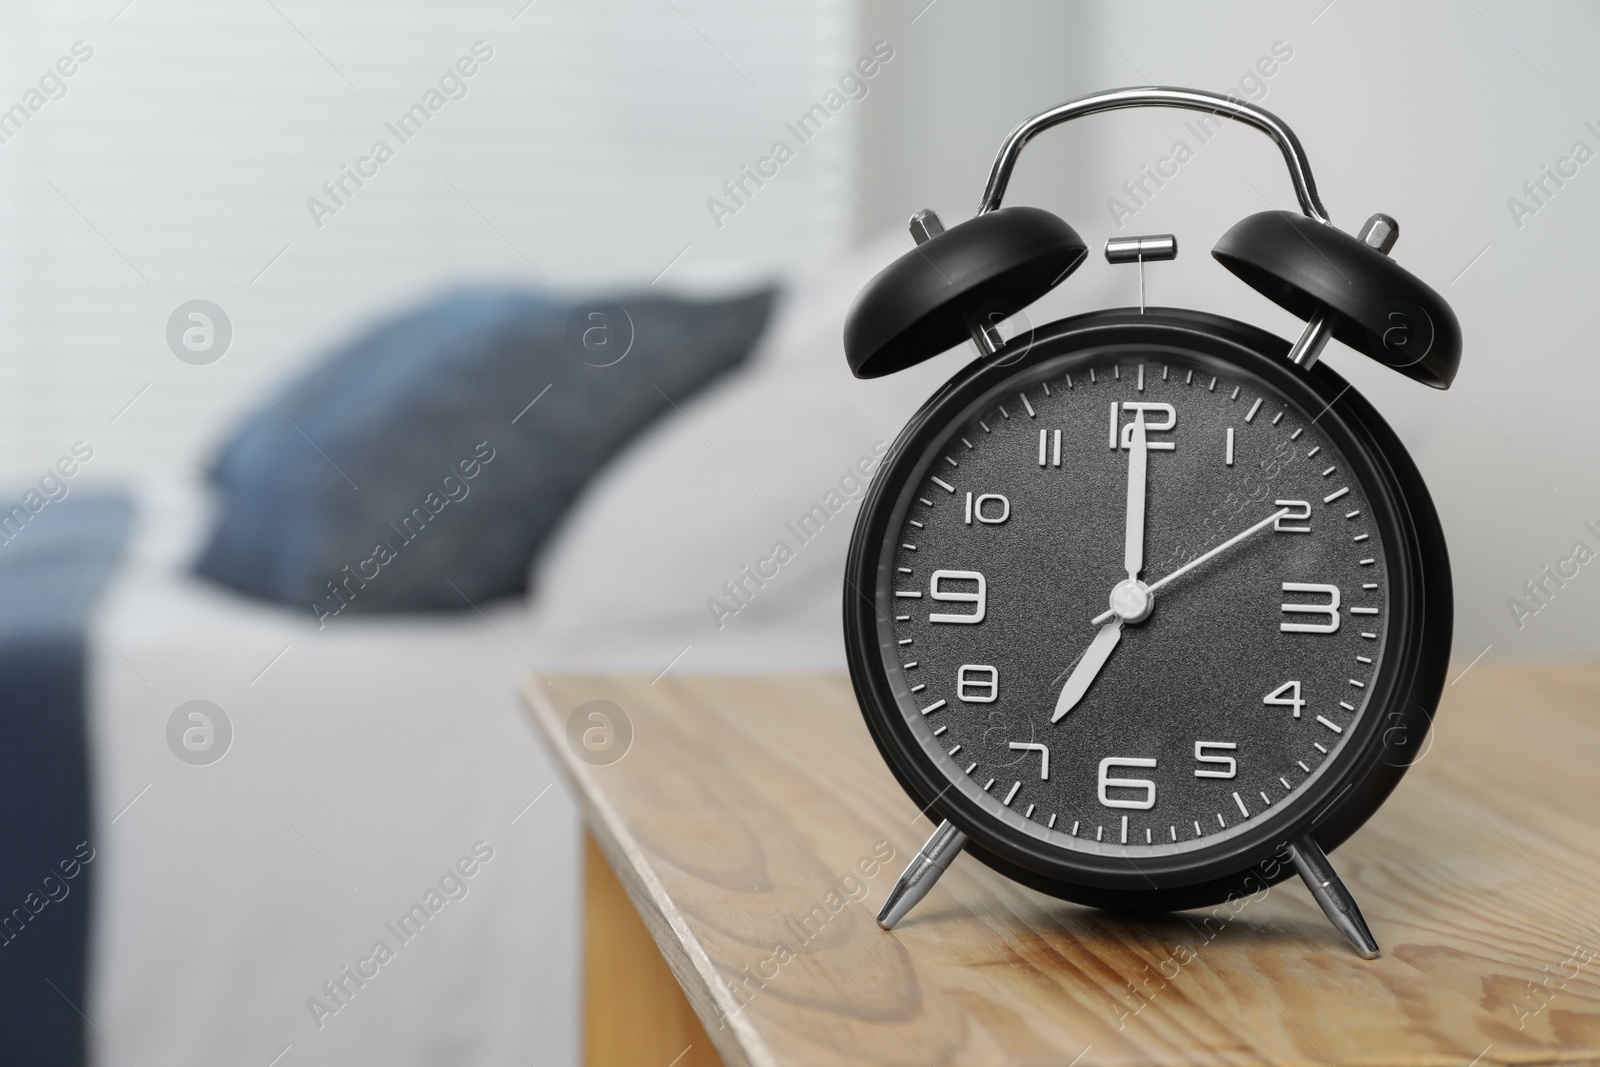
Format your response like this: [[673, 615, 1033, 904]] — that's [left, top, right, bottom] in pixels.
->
[[584, 833, 723, 1067], [523, 665, 1600, 1067]]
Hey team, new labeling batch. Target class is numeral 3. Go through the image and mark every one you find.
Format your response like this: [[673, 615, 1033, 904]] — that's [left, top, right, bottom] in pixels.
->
[[1281, 582, 1340, 633]]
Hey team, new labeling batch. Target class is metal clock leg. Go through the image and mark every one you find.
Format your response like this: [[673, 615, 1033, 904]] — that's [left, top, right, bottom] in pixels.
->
[[1288, 835, 1381, 959], [877, 820, 968, 930]]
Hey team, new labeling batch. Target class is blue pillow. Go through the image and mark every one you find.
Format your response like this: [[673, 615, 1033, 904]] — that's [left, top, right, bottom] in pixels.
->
[[195, 286, 775, 619]]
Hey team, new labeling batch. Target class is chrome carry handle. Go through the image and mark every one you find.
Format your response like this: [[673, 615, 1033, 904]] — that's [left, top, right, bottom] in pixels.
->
[[977, 86, 1330, 225]]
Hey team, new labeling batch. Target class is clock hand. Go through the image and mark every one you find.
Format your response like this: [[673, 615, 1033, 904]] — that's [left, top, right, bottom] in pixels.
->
[[1123, 410, 1147, 581], [1052, 413, 1147, 722], [1091, 505, 1290, 625], [1051, 619, 1122, 722]]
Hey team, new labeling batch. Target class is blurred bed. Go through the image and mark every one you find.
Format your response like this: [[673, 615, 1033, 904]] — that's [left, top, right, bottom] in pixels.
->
[[78, 233, 957, 1066]]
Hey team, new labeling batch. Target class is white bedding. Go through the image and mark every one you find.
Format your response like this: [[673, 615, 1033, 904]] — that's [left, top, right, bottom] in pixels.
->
[[86, 232, 961, 1064], [89, 476, 584, 1066]]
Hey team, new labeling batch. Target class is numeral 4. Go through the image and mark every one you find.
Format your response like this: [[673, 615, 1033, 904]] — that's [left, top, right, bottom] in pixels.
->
[[1281, 582, 1340, 633], [1262, 680, 1305, 718]]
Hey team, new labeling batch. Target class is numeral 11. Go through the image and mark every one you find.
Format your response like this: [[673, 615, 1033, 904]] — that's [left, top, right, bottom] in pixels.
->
[[1037, 428, 1061, 467]]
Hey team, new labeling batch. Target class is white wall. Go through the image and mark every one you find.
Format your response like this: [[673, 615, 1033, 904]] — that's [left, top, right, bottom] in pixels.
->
[[0, 0, 853, 479], [853, 0, 1600, 660]]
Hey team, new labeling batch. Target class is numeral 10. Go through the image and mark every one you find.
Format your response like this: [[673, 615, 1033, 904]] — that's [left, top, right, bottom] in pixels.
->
[[963, 492, 1009, 524]]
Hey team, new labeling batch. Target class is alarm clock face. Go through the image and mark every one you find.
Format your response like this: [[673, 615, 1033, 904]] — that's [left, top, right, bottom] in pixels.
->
[[846, 309, 1448, 903]]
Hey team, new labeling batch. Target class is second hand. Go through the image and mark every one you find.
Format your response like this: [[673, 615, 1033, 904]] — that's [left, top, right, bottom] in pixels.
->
[[1090, 506, 1289, 626]]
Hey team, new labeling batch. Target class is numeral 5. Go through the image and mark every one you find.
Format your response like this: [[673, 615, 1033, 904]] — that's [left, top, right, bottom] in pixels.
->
[[1194, 741, 1237, 778]]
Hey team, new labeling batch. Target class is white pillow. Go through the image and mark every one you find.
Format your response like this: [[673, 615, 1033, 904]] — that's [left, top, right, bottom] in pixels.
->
[[521, 235, 966, 671]]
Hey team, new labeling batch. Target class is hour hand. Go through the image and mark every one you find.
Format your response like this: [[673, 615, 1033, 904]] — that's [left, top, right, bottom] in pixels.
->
[[1051, 620, 1122, 722]]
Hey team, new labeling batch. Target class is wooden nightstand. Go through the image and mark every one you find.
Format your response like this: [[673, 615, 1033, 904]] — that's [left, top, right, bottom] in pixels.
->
[[522, 666, 1600, 1066]]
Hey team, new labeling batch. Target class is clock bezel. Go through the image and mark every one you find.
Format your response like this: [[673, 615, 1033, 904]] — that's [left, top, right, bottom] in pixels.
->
[[844, 307, 1452, 911]]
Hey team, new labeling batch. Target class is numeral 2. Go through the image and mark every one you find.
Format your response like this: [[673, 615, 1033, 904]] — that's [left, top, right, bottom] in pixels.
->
[[1274, 499, 1311, 533]]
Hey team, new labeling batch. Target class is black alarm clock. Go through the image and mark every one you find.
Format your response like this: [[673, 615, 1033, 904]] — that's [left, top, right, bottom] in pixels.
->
[[842, 87, 1458, 958]]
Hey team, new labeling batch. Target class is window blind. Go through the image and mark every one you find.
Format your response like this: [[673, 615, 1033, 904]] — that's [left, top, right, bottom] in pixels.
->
[[0, 0, 853, 477]]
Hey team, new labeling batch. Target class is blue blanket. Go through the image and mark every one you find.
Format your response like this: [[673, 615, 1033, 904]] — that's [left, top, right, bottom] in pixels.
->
[[0, 493, 132, 1067]]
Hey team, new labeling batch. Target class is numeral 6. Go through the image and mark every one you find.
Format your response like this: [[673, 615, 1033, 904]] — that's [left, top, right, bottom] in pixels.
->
[[1098, 757, 1157, 810]]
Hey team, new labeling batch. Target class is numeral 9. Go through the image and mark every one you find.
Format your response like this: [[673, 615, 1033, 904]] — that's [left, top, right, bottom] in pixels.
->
[[930, 570, 985, 624]]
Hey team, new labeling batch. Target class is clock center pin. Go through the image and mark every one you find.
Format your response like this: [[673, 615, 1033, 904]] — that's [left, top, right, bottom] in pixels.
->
[[1108, 578, 1153, 624]]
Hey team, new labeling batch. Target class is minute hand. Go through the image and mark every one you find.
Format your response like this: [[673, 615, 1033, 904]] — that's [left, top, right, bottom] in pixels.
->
[[1091, 506, 1289, 626], [1123, 412, 1147, 581]]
